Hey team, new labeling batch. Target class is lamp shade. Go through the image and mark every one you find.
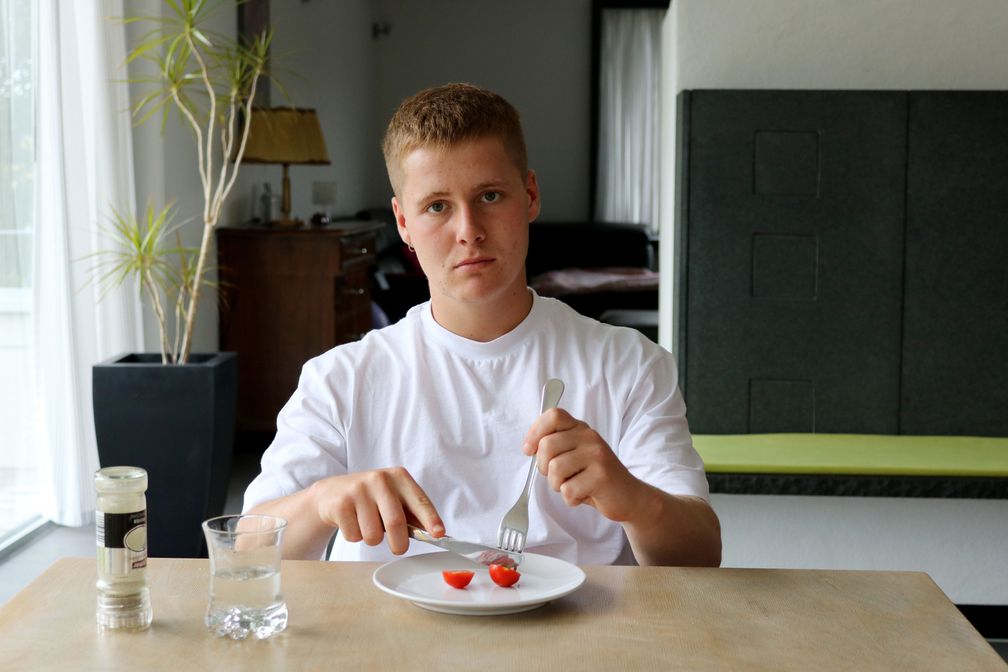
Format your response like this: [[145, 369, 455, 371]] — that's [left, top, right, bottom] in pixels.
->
[[242, 107, 330, 165]]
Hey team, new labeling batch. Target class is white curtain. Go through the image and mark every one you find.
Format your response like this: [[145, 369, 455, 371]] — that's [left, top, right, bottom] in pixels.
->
[[33, 0, 143, 526], [595, 9, 663, 234]]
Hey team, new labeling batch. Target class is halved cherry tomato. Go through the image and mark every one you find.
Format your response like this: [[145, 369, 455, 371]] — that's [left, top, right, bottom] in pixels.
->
[[442, 570, 475, 589], [488, 563, 520, 587]]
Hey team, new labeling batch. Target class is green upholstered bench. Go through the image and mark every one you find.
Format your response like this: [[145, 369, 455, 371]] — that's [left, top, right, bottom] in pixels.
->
[[693, 434, 1008, 498]]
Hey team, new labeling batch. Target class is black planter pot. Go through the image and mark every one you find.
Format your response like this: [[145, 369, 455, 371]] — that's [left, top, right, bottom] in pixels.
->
[[92, 352, 237, 558]]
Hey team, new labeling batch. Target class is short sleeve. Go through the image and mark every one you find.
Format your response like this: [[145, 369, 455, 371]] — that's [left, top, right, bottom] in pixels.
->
[[616, 348, 710, 502], [242, 355, 350, 511]]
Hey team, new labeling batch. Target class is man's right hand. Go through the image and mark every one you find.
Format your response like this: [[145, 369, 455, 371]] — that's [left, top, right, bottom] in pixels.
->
[[247, 466, 444, 560], [309, 466, 445, 555]]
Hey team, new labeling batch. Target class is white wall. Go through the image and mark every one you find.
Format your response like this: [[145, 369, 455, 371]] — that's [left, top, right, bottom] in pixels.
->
[[664, 0, 1008, 604], [133, 1, 594, 353], [238, 0, 594, 224], [235, 0, 379, 223], [715, 494, 1008, 605], [373, 0, 592, 220], [657, 8, 678, 354], [237, 0, 593, 222], [675, 0, 1008, 91]]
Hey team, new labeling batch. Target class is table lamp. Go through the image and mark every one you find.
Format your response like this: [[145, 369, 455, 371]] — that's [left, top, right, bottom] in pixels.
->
[[242, 107, 330, 226]]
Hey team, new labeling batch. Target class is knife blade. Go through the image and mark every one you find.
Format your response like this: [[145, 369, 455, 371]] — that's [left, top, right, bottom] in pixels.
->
[[408, 525, 522, 568]]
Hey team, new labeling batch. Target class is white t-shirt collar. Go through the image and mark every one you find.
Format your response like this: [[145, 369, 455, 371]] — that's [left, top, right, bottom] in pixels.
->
[[419, 289, 541, 360]]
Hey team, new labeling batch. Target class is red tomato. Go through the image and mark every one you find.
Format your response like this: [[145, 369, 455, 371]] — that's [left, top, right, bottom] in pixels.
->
[[488, 563, 521, 587], [442, 570, 475, 589]]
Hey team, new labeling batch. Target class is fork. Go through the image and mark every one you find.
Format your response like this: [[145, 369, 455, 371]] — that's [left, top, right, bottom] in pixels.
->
[[497, 378, 565, 554]]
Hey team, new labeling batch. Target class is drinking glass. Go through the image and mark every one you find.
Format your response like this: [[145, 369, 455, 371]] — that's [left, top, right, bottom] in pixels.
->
[[202, 514, 288, 640]]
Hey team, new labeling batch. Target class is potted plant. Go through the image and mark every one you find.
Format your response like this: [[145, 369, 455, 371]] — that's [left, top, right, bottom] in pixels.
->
[[91, 0, 274, 558]]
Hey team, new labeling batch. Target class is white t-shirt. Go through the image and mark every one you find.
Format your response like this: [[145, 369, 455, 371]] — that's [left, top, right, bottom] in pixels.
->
[[243, 292, 709, 565]]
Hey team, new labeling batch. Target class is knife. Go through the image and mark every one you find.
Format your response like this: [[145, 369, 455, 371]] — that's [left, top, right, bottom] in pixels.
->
[[408, 525, 522, 568]]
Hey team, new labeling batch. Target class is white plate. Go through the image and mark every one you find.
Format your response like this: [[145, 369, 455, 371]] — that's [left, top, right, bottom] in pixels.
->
[[372, 551, 586, 616]]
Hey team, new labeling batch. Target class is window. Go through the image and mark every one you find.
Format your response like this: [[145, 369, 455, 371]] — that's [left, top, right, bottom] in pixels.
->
[[591, 3, 667, 234], [0, 0, 41, 550]]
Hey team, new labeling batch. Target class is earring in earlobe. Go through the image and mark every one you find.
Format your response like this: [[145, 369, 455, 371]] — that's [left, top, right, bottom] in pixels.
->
[[407, 244, 415, 252]]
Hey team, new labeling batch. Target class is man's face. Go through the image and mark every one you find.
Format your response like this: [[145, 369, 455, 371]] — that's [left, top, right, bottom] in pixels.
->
[[391, 136, 540, 311]]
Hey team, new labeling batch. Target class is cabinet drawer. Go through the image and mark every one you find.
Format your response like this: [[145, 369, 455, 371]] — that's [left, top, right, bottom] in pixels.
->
[[340, 233, 377, 269], [334, 270, 373, 341]]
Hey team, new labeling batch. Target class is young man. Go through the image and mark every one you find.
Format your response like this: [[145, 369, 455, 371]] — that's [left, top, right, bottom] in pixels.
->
[[244, 83, 721, 567]]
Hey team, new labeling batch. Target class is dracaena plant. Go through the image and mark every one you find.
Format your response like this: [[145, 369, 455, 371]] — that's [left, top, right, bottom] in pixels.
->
[[96, 0, 276, 363], [92, 201, 200, 363]]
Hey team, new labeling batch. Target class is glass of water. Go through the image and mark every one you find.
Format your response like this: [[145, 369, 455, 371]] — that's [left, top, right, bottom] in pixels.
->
[[202, 514, 288, 640]]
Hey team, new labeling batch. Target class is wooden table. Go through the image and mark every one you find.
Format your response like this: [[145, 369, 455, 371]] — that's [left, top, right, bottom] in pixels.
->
[[0, 558, 1002, 671]]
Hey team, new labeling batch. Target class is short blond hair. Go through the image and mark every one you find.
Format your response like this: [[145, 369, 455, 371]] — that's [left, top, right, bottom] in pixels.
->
[[382, 83, 528, 196]]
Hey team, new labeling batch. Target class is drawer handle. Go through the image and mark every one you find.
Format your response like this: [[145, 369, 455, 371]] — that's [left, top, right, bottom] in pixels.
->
[[346, 246, 369, 256], [343, 332, 367, 341], [341, 287, 366, 296]]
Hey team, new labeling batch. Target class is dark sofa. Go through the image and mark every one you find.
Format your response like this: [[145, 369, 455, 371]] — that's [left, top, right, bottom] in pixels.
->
[[355, 209, 658, 329]]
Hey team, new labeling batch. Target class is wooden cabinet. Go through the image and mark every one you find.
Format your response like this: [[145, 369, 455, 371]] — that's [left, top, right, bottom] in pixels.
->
[[216, 222, 382, 433]]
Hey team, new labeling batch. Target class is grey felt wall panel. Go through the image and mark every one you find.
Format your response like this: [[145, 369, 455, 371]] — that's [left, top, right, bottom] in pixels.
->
[[901, 92, 1008, 436], [678, 90, 907, 434], [678, 89, 1008, 439]]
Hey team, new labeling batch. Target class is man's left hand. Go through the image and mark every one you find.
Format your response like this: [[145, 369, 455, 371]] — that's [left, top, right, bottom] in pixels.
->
[[522, 408, 645, 522]]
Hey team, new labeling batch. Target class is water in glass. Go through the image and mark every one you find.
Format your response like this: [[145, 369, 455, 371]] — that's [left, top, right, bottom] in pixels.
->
[[202, 514, 288, 640]]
